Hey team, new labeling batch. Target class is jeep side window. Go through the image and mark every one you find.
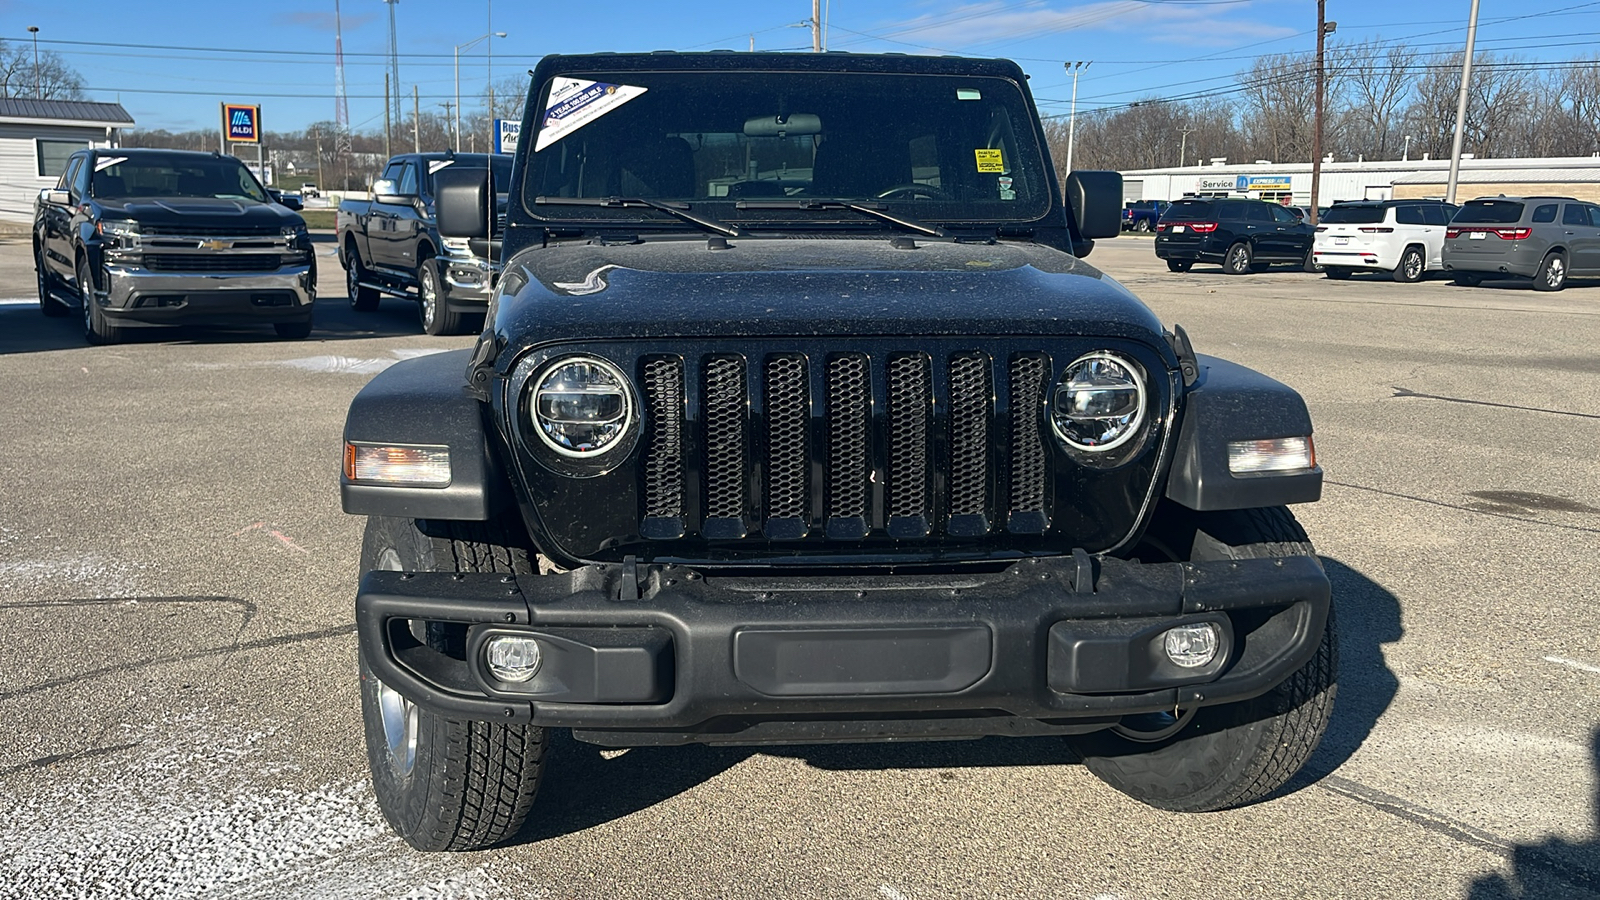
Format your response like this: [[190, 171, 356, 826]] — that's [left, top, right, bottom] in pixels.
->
[[1562, 204, 1588, 226], [1589, 205, 1600, 227], [1531, 204, 1558, 223], [1394, 205, 1425, 226]]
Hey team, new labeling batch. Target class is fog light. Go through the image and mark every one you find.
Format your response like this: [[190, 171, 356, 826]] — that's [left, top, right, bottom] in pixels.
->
[[485, 635, 543, 683], [1163, 623, 1219, 668]]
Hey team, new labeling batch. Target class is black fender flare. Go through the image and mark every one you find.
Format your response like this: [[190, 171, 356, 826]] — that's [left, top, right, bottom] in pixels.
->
[[340, 348, 507, 520], [1165, 355, 1323, 511]]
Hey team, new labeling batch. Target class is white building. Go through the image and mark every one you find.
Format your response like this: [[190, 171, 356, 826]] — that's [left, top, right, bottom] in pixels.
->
[[1121, 155, 1600, 208], [0, 98, 133, 225]]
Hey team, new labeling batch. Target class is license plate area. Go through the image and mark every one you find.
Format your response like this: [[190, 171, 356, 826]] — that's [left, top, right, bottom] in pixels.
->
[[733, 626, 992, 696]]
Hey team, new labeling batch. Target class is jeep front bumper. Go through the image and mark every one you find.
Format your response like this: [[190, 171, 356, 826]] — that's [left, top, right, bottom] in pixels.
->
[[355, 553, 1330, 746]]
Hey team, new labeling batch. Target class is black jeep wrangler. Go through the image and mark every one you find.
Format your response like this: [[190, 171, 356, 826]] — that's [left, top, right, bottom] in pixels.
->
[[341, 51, 1333, 852]]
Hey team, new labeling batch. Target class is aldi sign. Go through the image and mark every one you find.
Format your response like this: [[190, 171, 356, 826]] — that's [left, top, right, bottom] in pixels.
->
[[223, 103, 261, 143]]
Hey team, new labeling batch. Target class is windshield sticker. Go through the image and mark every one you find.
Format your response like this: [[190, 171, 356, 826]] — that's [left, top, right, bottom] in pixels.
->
[[956, 88, 982, 101], [95, 157, 128, 172], [427, 159, 456, 174], [997, 175, 1016, 201], [535, 77, 648, 152], [974, 148, 1005, 173]]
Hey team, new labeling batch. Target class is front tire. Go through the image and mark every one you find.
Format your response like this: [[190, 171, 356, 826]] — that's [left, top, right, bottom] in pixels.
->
[[1393, 247, 1425, 283], [1071, 506, 1337, 813], [1533, 252, 1567, 292], [358, 516, 548, 851], [36, 249, 69, 317], [1223, 242, 1253, 275], [418, 258, 464, 336], [1135, 219, 1152, 233], [79, 257, 124, 345]]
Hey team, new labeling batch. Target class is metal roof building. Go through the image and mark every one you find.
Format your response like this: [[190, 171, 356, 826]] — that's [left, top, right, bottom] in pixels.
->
[[0, 98, 134, 225], [1120, 156, 1600, 208]]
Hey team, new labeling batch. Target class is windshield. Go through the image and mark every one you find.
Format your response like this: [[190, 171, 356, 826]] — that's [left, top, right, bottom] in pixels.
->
[[524, 70, 1051, 225], [1454, 200, 1525, 224], [91, 153, 268, 202], [1321, 206, 1385, 225]]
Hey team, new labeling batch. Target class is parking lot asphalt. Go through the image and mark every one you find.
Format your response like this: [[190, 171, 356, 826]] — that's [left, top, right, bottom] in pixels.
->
[[0, 234, 1596, 899]]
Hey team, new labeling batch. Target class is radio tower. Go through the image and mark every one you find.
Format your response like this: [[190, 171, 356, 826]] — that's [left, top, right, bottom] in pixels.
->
[[334, 0, 352, 190], [382, 0, 402, 138]]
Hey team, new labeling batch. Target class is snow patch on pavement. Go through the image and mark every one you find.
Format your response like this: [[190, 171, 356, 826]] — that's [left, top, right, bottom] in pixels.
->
[[0, 552, 145, 595], [188, 347, 456, 377]]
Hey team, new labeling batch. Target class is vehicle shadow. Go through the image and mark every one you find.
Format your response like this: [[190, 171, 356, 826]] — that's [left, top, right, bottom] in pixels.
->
[[514, 730, 753, 843], [1467, 725, 1600, 899]]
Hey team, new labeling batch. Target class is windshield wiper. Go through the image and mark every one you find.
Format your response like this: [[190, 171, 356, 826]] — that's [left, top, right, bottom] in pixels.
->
[[735, 198, 948, 238], [534, 196, 740, 237]]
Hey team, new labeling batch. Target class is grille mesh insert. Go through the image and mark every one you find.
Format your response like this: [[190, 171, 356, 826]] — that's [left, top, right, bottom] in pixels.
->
[[887, 354, 932, 520], [826, 355, 870, 519], [764, 355, 809, 520], [703, 357, 748, 521], [1008, 356, 1048, 514], [642, 358, 685, 519], [948, 354, 992, 517]]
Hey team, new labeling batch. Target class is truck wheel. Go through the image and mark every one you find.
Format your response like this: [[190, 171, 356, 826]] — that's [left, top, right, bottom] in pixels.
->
[[346, 247, 381, 312], [1393, 246, 1425, 283], [1533, 252, 1567, 292], [1223, 242, 1252, 275], [36, 248, 69, 318], [79, 257, 124, 345], [1135, 219, 1151, 233], [1070, 506, 1337, 813], [1452, 272, 1483, 287], [1165, 260, 1192, 273], [1323, 267, 1351, 280], [418, 258, 464, 336], [358, 515, 548, 852]]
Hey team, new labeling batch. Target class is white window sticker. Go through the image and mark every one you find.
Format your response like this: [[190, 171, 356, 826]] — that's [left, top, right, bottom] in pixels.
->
[[535, 77, 648, 152], [427, 159, 456, 174], [956, 88, 982, 101], [95, 157, 128, 172]]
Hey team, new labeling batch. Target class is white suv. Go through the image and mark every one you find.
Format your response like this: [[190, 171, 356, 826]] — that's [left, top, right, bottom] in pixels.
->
[[1313, 200, 1458, 282]]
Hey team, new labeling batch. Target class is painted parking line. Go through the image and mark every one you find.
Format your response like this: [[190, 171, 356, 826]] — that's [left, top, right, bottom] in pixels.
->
[[1544, 655, 1600, 675], [0, 297, 37, 306]]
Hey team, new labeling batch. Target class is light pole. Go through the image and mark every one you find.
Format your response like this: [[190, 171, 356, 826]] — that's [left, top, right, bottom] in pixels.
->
[[1064, 60, 1090, 174], [1446, 0, 1481, 204], [455, 31, 506, 152], [1179, 123, 1194, 168], [26, 26, 40, 100]]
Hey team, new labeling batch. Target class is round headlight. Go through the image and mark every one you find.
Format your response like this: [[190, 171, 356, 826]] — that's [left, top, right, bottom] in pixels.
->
[[1050, 352, 1146, 453], [530, 356, 634, 456]]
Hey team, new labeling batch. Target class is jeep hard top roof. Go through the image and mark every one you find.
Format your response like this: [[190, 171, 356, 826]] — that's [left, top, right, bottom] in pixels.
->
[[534, 50, 1029, 81]]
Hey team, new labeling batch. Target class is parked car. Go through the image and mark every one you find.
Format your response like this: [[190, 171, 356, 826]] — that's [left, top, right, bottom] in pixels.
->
[[1154, 197, 1316, 274], [336, 151, 510, 334], [266, 187, 304, 210], [32, 148, 315, 344], [300, 182, 321, 199], [1313, 199, 1457, 282], [1443, 196, 1600, 291], [341, 50, 1333, 852], [1121, 199, 1169, 232]]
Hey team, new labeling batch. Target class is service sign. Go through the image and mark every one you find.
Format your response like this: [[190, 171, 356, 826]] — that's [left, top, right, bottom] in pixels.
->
[[495, 118, 520, 154], [1197, 176, 1236, 191], [223, 103, 261, 143]]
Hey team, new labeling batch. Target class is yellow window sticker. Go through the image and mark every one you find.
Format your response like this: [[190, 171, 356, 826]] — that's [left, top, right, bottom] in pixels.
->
[[975, 148, 1005, 173]]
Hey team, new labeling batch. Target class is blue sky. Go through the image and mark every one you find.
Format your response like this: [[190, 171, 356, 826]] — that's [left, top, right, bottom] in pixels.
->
[[3, 0, 1596, 134]]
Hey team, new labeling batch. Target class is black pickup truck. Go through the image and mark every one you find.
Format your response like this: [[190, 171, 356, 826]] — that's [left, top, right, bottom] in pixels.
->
[[33, 148, 315, 344], [337, 152, 509, 335], [341, 51, 1334, 852]]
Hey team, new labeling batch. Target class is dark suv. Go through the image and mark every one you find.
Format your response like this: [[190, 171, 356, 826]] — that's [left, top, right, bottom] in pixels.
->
[[1155, 197, 1316, 274]]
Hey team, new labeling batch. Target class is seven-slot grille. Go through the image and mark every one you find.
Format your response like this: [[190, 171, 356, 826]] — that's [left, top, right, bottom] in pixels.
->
[[640, 350, 1057, 541]]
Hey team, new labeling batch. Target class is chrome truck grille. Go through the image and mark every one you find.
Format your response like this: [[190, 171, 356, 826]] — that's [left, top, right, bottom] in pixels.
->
[[638, 349, 1057, 542]]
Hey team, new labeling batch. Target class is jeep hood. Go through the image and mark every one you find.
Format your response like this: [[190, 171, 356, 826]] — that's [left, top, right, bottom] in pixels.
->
[[494, 236, 1165, 355]]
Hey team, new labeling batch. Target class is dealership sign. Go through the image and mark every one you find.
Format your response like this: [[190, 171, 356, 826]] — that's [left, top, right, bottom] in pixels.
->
[[222, 103, 261, 143], [495, 118, 520, 154], [1241, 175, 1292, 191]]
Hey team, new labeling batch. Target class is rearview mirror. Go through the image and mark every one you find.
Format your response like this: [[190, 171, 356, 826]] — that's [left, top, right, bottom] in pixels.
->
[[372, 178, 414, 205], [434, 167, 492, 239], [1064, 171, 1123, 240], [743, 113, 822, 137]]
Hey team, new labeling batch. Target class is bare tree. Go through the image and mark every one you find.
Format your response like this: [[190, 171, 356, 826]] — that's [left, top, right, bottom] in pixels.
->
[[1560, 56, 1600, 155], [1237, 52, 1320, 163], [0, 40, 86, 100], [1338, 39, 1416, 160]]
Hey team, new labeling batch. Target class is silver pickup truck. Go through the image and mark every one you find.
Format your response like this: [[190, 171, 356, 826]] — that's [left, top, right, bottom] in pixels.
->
[[336, 152, 509, 335]]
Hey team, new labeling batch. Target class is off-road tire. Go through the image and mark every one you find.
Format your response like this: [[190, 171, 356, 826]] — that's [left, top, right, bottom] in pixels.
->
[[418, 257, 465, 336], [1223, 242, 1253, 275], [36, 249, 69, 317], [345, 244, 381, 312], [1393, 246, 1425, 283], [1071, 506, 1337, 813], [1324, 267, 1352, 280], [1452, 271, 1483, 287], [358, 515, 548, 852], [79, 257, 125, 345], [1166, 259, 1193, 273], [1533, 252, 1567, 292]]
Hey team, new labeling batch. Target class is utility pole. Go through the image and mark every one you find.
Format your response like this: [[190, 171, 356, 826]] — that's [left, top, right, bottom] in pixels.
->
[[812, 0, 822, 52], [413, 85, 420, 153], [27, 26, 40, 99], [314, 127, 324, 195], [384, 72, 392, 159], [1179, 123, 1194, 168], [1446, 0, 1481, 204], [383, 0, 402, 136], [1064, 61, 1089, 174], [487, 0, 495, 153], [1309, 2, 1335, 225]]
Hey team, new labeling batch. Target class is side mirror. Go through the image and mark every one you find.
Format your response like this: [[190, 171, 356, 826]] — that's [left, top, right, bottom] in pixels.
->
[[434, 167, 492, 239], [279, 194, 303, 211], [1064, 171, 1123, 240], [40, 188, 70, 206], [372, 178, 413, 205]]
